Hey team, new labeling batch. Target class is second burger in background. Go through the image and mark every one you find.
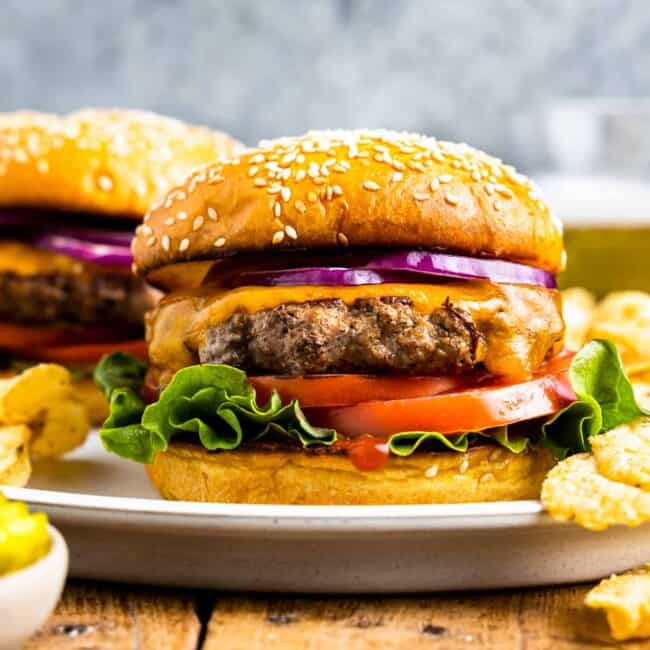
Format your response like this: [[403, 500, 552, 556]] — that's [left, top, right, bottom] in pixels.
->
[[97, 130, 646, 504], [0, 110, 240, 425]]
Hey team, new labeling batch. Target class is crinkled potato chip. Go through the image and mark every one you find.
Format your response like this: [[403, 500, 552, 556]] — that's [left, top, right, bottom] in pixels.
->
[[634, 383, 650, 411], [0, 364, 71, 424], [0, 425, 31, 487], [541, 449, 650, 531], [586, 564, 650, 641], [29, 398, 90, 459], [592, 418, 650, 490], [0, 365, 91, 485], [587, 291, 650, 374], [562, 287, 596, 351]]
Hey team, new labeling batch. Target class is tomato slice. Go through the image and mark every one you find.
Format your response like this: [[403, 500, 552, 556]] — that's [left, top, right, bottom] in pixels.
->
[[304, 357, 576, 438], [26, 339, 148, 364], [0, 321, 139, 352], [249, 374, 472, 408]]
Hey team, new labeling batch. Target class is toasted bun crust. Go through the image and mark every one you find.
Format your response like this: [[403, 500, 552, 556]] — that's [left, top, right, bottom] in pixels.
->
[[0, 109, 241, 218], [133, 130, 564, 276], [146, 443, 557, 505]]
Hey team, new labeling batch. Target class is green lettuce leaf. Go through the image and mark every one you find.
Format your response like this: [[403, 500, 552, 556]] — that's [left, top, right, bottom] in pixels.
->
[[94, 352, 148, 397], [96, 353, 335, 463], [541, 340, 648, 458], [96, 339, 647, 464]]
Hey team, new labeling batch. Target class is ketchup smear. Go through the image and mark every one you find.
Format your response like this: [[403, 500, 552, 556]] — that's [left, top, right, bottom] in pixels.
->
[[343, 437, 390, 471]]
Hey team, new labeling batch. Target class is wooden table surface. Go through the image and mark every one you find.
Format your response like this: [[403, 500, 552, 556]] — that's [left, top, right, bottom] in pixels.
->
[[24, 580, 645, 649]]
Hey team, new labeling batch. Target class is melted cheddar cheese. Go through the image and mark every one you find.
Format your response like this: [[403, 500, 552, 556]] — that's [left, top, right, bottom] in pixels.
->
[[0, 241, 83, 276]]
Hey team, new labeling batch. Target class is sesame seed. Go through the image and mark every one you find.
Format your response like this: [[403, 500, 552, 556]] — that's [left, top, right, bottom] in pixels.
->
[[267, 185, 282, 195], [332, 164, 347, 173], [281, 187, 291, 202], [438, 174, 453, 183], [332, 184, 343, 196], [307, 191, 318, 203], [141, 224, 153, 236], [493, 200, 502, 211], [489, 449, 503, 462], [392, 160, 406, 171], [479, 472, 495, 484], [363, 180, 380, 191], [208, 175, 224, 184], [162, 235, 171, 251], [495, 183, 514, 198], [207, 207, 218, 221], [452, 160, 461, 169], [413, 192, 431, 201], [430, 178, 440, 192], [248, 165, 259, 177], [273, 201, 282, 217], [146, 236, 156, 247], [296, 153, 305, 164], [425, 465, 438, 478], [285, 224, 298, 240], [179, 237, 190, 252], [295, 200, 307, 214], [97, 174, 113, 191], [36, 159, 49, 174], [392, 172, 403, 182], [192, 216, 204, 231], [444, 193, 459, 206], [165, 217, 175, 226], [253, 178, 267, 187], [251, 153, 265, 164], [459, 458, 469, 474], [337, 232, 349, 247], [313, 176, 327, 185], [214, 237, 226, 248], [177, 211, 188, 221], [484, 182, 495, 195], [272, 230, 285, 245], [471, 170, 482, 182]]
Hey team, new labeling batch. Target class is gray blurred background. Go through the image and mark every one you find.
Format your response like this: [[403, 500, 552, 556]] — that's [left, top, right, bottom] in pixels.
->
[[2, 0, 650, 172]]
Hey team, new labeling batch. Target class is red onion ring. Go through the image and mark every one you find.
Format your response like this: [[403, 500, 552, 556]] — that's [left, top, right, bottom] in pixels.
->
[[366, 251, 556, 288], [33, 234, 133, 268], [231, 250, 556, 289]]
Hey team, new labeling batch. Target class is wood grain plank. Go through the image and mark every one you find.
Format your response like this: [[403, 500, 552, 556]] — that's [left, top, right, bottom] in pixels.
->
[[24, 580, 201, 650], [204, 587, 649, 650]]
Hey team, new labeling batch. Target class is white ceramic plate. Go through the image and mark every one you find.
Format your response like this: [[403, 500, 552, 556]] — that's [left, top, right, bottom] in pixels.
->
[[5, 434, 649, 593]]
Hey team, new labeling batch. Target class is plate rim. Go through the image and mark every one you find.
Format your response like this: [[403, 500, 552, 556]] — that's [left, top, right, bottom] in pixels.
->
[[4, 485, 553, 525]]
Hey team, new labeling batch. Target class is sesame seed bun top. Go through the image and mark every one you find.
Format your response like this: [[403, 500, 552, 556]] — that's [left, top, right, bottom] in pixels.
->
[[0, 109, 242, 219], [133, 129, 565, 277]]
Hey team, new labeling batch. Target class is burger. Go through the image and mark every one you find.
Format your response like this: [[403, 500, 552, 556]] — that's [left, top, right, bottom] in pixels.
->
[[96, 130, 644, 504], [0, 110, 240, 424]]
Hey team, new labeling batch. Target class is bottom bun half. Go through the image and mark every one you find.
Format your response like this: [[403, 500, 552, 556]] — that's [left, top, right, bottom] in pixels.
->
[[146, 443, 557, 505]]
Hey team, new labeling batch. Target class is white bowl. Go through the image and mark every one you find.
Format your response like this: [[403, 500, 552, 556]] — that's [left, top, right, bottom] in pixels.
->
[[0, 525, 68, 650]]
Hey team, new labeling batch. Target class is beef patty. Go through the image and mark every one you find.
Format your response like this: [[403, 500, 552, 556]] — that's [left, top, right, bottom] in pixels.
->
[[201, 297, 486, 376], [0, 271, 152, 327]]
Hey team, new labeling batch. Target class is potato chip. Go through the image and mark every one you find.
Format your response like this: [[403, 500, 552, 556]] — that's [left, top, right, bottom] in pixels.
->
[[592, 418, 650, 490], [587, 291, 650, 374], [634, 383, 650, 411], [562, 287, 596, 351], [0, 425, 31, 487], [541, 449, 650, 531], [0, 364, 71, 424], [586, 564, 650, 641], [29, 398, 90, 459]]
